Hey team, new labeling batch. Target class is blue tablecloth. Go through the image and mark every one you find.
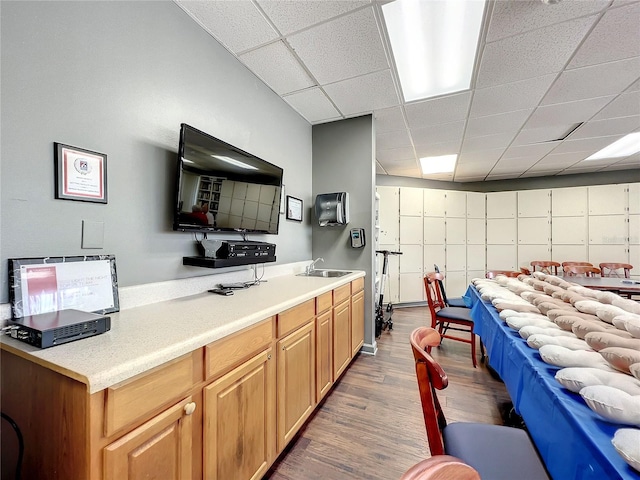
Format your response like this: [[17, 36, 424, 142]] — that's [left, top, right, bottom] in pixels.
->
[[467, 285, 640, 480]]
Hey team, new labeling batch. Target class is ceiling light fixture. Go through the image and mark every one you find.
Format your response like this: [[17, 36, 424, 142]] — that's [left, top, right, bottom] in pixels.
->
[[583, 132, 640, 161], [420, 154, 458, 174], [382, 0, 486, 102], [211, 155, 258, 170]]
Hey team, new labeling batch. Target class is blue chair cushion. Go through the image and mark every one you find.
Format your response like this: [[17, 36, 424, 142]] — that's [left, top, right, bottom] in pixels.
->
[[438, 307, 473, 322], [447, 297, 467, 308], [444, 422, 549, 480]]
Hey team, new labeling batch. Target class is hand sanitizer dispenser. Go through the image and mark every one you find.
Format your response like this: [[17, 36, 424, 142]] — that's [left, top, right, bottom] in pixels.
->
[[315, 192, 350, 226]]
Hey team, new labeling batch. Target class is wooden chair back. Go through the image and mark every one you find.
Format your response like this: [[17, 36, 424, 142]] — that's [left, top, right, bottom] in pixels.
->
[[530, 261, 560, 275], [410, 327, 449, 456], [599, 263, 632, 278], [424, 272, 447, 323], [561, 261, 592, 267], [400, 456, 481, 480], [563, 265, 601, 277], [485, 270, 520, 279]]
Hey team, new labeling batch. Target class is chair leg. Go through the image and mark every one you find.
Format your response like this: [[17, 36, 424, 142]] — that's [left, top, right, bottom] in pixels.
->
[[480, 341, 487, 363], [471, 332, 477, 368]]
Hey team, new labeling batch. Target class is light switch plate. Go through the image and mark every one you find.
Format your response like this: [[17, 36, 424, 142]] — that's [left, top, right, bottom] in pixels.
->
[[82, 220, 104, 249]]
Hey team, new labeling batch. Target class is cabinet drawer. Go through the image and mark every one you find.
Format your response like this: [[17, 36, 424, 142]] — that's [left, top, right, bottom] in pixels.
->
[[277, 300, 315, 337], [351, 277, 364, 293], [316, 292, 333, 314], [333, 284, 351, 305], [104, 353, 196, 437], [205, 317, 274, 380]]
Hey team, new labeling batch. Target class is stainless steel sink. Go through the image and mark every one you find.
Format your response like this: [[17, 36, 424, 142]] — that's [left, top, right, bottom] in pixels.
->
[[297, 270, 352, 278]]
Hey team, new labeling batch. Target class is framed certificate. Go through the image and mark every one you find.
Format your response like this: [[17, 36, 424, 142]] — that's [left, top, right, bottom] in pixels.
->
[[54, 143, 108, 203], [286, 196, 303, 222]]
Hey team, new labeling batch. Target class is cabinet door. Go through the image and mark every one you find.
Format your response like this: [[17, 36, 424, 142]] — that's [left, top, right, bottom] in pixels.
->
[[399, 244, 423, 273], [552, 187, 587, 217], [351, 290, 365, 356], [467, 244, 486, 271], [445, 271, 468, 298], [446, 218, 466, 245], [467, 192, 485, 219], [551, 244, 588, 263], [104, 397, 194, 480], [377, 186, 399, 245], [423, 245, 446, 273], [467, 218, 485, 245], [486, 192, 516, 219], [445, 191, 467, 218], [630, 215, 640, 244], [446, 244, 466, 271], [518, 189, 550, 217], [399, 273, 424, 302], [204, 349, 275, 480], [629, 184, 640, 215], [333, 299, 351, 380], [552, 216, 587, 244], [518, 217, 550, 245], [400, 187, 423, 216], [423, 217, 445, 244], [277, 322, 316, 451], [423, 189, 445, 216], [400, 215, 423, 244], [588, 215, 627, 244], [486, 219, 517, 245], [486, 245, 517, 270], [589, 245, 628, 265], [588, 185, 627, 215], [316, 311, 333, 402], [518, 245, 551, 270]]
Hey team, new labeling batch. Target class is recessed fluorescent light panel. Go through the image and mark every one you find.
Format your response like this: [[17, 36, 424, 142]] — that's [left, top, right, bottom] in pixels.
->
[[584, 132, 640, 161], [420, 154, 457, 174], [212, 155, 258, 170], [382, 0, 486, 102]]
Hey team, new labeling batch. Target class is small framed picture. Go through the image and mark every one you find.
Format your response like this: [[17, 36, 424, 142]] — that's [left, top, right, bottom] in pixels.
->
[[286, 195, 303, 222], [54, 143, 108, 203]]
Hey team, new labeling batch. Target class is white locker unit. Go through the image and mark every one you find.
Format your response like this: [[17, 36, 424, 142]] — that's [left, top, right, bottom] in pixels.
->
[[423, 189, 446, 217], [517, 190, 551, 269], [445, 191, 467, 218], [424, 217, 445, 244], [423, 245, 446, 274], [587, 184, 629, 267], [399, 243, 424, 302], [487, 245, 518, 271], [518, 189, 551, 218], [446, 218, 466, 245], [551, 187, 588, 263], [467, 192, 486, 219], [629, 183, 640, 215], [486, 192, 517, 270], [401, 187, 424, 216], [486, 191, 517, 219], [377, 186, 400, 246]]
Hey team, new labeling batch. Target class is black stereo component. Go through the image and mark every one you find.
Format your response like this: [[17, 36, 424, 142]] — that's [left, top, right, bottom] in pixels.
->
[[7, 309, 111, 349], [199, 240, 276, 259]]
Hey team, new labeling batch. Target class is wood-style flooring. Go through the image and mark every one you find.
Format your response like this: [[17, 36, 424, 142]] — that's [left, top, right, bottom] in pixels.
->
[[264, 306, 512, 480]]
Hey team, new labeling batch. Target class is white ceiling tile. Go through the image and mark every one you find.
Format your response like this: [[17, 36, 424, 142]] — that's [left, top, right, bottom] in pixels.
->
[[486, 172, 523, 180], [568, 3, 640, 69], [454, 175, 487, 182], [525, 96, 616, 128], [492, 158, 540, 172], [592, 91, 640, 120], [176, 0, 278, 53], [374, 107, 406, 133], [386, 165, 422, 177], [458, 148, 505, 165], [466, 109, 532, 139], [257, 0, 369, 35], [405, 92, 472, 129], [531, 151, 590, 167], [551, 134, 626, 154], [414, 141, 462, 159], [513, 125, 580, 145], [541, 56, 640, 105], [323, 70, 399, 115], [502, 142, 560, 161], [476, 15, 597, 88], [486, 0, 609, 43], [559, 165, 606, 175], [286, 7, 388, 84], [461, 132, 515, 152], [601, 160, 640, 171], [627, 79, 640, 92], [377, 129, 412, 151], [376, 146, 415, 163], [470, 74, 556, 118], [455, 161, 497, 176], [522, 169, 563, 177], [570, 115, 640, 140], [283, 87, 340, 122], [239, 41, 315, 95], [424, 172, 455, 181], [411, 121, 465, 147]]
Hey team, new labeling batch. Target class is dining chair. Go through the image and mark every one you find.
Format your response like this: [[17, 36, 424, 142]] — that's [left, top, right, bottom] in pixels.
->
[[599, 263, 633, 278], [409, 327, 550, 480], [561, 261, 593, 268], [485, 270, 521, 279], [424, 273, 477, 367], [400, 455, 481, 480], [530, 261, 560, 275], [433, 264, 467, 308], [563, 265, 601, 277]]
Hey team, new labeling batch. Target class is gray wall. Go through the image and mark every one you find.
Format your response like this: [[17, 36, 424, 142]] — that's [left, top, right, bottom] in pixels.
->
[[312, 116, 376, 352], [0, 1, 313, 303], [377, 169, 640, 192]]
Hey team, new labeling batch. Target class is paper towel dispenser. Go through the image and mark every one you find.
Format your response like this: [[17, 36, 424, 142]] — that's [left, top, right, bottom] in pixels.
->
[[315, 192, 350, 226]]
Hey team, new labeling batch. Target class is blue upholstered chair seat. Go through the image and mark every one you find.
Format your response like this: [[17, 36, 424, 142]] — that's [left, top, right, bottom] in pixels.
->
[[446, 297, 467, 308], [437, 307, 473, 322], [444, 423, 549, 480]]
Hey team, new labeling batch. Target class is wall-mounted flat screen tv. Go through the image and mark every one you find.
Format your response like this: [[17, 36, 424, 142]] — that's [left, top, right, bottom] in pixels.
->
[[173, 124, 283, 235]]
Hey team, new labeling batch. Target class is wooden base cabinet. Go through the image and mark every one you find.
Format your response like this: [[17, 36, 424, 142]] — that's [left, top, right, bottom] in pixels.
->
[[316, 309, 333, 402], [203, 348, 276, 480], [277, 321, 316, 451], [104, 396, 195, 480], [333, 298, 351, 380]]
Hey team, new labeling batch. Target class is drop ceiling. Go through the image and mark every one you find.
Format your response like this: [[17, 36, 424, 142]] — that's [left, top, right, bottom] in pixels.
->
[[176, 0, 640, 182]]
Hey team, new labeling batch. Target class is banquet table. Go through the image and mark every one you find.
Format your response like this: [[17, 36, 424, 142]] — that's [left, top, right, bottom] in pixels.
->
[[467, 285, 639, 480], [568, 276, 640, 295]]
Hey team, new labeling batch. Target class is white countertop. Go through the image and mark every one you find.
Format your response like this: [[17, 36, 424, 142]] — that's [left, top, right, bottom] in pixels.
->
[[1, 271, 364, 394]]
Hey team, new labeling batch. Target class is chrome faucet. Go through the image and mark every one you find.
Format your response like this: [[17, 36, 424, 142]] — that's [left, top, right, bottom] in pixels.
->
[[306, 257, 324, 275]]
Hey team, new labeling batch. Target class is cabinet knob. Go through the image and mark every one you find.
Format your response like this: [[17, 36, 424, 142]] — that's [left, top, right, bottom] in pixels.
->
[[184, 402, 197, 416], [267, 354, 272, 360]]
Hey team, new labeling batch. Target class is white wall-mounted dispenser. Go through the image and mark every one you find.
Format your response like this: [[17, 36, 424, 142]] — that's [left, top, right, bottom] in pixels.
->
[[315, 192, 350, 226]]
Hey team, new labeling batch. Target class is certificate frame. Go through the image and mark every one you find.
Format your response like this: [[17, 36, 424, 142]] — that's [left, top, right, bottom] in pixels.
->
[[286, 195, 303, 222], [8, 255, 120, 318], [54, 143, 108, 203]]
